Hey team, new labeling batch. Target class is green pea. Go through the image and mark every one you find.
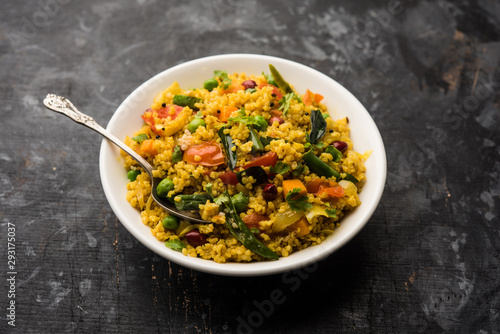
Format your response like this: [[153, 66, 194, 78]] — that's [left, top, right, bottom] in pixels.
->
[[127, 169, 141, 182], [231, 192, 249, 213], [188, 118, 206, 133], [156, 178, 174, 198], [204, 78, 219, 92], [253, 115, 268, 132], [162, 216, 180, 230]]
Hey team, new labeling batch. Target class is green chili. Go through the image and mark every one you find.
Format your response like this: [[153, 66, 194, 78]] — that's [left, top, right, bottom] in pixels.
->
[[269, 64, 293, 94], [173, 194, 211, 211]]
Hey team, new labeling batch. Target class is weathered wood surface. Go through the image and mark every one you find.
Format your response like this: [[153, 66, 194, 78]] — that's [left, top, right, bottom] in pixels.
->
[[1, 0, 499, 333]]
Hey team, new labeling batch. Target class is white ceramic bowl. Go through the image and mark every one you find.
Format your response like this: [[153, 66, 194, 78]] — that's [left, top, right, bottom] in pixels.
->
[[99, 54, 386, 276]]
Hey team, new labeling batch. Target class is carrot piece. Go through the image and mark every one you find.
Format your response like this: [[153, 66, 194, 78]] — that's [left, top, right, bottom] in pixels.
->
[[218, 106, 238, 122], [303, 89, 324, 106], [287, 216, 310, 237], [303, 89, 314, 106], [140, 139, 157, 156], [314, 93, 324, 104], [282, 179, 307, 200]]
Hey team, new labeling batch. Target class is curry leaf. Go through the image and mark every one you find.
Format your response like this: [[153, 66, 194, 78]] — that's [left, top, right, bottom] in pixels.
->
[[308, 109, 327, 144], [217, 127, 238, 171]]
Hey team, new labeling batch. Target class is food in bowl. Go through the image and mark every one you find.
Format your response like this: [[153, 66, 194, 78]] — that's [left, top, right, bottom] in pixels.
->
[[122, 65, 369, 263]]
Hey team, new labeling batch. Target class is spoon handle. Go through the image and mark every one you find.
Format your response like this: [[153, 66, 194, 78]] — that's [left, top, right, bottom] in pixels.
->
[[43, 94, 154, 176]]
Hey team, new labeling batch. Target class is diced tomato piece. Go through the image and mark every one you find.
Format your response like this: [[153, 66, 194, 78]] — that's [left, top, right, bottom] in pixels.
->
[[219, 171, 238, 185], [141, 105, 185, 134], [306, 177, 344, 199], [306, 177, 324, 194], [183, 142, 225, 166], [260, 83, 283, 101], [243, 152, 278, 169], [242, 213, 269, 231], [318, 185, 344, 198]]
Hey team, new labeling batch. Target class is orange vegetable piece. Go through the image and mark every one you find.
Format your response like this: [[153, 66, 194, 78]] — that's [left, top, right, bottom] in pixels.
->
[[139, 139, 157, 156], [303, 89, 324, 106], [282, 179, 307, 200], [306, 178, 344, 199], [314, 93, 324, 104], [183, 141, 225, 166], [286, 216, 310, 237], [303, 89, 314, 106], [218, 106, 238, 122]]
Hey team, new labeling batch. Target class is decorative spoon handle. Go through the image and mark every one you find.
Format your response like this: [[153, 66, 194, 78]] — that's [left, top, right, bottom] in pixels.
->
[[42, 94, 154, 176]]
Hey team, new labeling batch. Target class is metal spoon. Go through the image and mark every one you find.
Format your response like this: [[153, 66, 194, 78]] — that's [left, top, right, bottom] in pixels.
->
[[43, 94, 210, 224]]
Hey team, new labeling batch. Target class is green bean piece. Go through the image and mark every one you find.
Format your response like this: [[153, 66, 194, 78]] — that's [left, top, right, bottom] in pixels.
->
[[156, 178, 174, 198], [248, 125, 264, 153], [325, 146, 343, 163], [342, 173, 359, 184], [173, 194, 211, 211], [188, 118, 206, 133], [303, 150, 340, 180], [204, 78, 219, 92], [173, 95, 203, 110], [162, 216, 180, 230], [269, 64, 293, 94]]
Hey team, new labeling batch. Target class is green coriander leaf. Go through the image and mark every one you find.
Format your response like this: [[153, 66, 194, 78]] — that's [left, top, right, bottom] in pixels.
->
[[292, 163, 306, 178], [214, 70, 232, 89], [171, 145, 183, 163], [165, 239, 186, 252], [250, 227, 260, 235], [270, 161, 290, 175], [286, 188, 313, 212], [262, 72, 277, 86], [131, 133, 149, 144], [314, 141, 325, 149], [278, 93, 295, 116], [325, 204, 337, 218]]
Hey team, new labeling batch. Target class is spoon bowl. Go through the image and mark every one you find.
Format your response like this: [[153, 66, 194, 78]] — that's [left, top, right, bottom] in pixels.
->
[[42, 94, 210, 224]]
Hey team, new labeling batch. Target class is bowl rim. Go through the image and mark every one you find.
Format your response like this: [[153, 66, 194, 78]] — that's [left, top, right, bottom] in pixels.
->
[[99, 53, 387, 276]]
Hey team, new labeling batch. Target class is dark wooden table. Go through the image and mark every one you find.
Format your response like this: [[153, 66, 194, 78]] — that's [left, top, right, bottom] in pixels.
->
[[1, 0, 499, 333]]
